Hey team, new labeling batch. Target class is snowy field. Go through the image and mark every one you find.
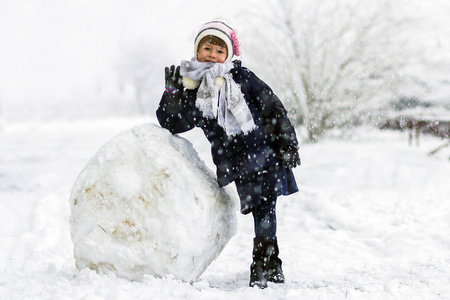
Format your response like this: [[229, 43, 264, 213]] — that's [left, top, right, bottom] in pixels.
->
[[1, 116, 449, 300]]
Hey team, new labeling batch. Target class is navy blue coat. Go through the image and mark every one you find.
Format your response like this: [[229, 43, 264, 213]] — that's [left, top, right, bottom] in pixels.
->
[[156, 61, 299, 190]]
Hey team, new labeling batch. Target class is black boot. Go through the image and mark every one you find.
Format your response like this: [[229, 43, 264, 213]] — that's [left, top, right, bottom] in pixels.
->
[[249, 237, 268, 289], [265, 237, 285, 284]]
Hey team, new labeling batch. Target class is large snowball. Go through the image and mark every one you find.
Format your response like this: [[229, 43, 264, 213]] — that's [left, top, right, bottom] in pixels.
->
[[69, 124, 237, 281]]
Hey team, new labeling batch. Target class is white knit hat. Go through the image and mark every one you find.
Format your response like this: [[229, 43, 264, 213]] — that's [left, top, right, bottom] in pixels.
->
[[194, 20, 241, 63]]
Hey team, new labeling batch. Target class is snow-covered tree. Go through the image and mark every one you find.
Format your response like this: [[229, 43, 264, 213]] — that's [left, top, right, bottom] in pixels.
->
[[117, 42, 162, 115], [242, 0, 425, 142], [0, 100, 3, 131]]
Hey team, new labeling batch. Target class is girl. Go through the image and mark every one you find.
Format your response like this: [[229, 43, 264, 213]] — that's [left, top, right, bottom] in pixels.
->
[[156, 19, 300, 289]]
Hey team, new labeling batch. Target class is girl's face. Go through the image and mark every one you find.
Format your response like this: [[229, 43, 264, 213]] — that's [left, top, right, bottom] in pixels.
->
[[197, 42, 228, 63]]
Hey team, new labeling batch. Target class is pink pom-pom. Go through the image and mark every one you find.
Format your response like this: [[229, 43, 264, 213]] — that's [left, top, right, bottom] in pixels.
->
[[230, 30, 241, 56]]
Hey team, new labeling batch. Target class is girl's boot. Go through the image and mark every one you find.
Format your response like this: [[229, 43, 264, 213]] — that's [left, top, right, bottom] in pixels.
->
[[249, 237, 268, 289], [265, 237, 285, 283]]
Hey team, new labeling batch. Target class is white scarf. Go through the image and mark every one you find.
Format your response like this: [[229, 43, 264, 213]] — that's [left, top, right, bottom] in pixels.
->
[[180, 58, 256, 136]]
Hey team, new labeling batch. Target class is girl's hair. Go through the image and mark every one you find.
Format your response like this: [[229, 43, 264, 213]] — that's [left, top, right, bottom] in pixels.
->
[[198, 35, 227, 51]]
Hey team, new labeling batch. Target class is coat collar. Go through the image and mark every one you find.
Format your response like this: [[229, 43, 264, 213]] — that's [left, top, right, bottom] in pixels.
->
[[182, 76, 226, 90]]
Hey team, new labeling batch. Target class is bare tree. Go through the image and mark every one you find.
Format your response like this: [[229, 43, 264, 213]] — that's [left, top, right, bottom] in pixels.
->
[[241, 0, 424, 142]]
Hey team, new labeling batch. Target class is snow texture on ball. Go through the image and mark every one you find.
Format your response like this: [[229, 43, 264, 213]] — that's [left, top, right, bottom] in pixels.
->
[[69, 124, 237, 281]]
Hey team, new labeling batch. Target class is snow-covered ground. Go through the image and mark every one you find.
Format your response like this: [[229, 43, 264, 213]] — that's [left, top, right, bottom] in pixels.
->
[[1, 117, 449, 300]]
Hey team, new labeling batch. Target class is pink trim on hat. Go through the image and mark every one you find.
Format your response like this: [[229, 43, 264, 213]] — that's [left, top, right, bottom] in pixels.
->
[[230, 30, 241, 56]]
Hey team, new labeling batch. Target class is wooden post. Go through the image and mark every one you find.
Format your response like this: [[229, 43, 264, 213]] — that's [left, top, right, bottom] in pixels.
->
[[415, 121, 419, 147]]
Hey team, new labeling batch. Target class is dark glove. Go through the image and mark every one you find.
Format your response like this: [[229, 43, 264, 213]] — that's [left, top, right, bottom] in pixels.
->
[[278, 146, 301, 169], [165, 65, 183, 95]]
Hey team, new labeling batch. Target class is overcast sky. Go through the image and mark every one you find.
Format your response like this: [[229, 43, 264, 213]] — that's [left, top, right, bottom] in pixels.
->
[[0, 0, 448, 120]]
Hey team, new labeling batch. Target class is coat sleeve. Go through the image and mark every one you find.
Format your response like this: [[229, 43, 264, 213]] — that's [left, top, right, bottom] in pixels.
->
[[246, 69, 299, 150], [156, 91, 196, 134]]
